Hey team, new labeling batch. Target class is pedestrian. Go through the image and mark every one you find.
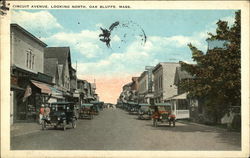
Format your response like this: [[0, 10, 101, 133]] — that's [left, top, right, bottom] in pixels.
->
[[44, 105, 50, 117], [39, 104, 45, 124]]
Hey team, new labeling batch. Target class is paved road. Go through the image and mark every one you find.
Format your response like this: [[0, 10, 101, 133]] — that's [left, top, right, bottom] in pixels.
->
[[11, 108, 241, 150]]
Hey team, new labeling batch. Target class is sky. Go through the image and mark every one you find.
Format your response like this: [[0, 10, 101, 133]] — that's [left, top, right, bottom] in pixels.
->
[[11, 9, 236, 103]]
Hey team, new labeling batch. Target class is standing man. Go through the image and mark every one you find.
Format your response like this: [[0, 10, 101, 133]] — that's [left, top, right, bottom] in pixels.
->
[[39, 104, 45, 124]]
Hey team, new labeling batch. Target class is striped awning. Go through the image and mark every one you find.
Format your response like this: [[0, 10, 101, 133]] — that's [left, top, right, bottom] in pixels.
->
[[31, 80, 52, 94]]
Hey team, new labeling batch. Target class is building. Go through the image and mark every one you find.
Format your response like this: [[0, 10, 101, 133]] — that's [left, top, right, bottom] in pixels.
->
[[119, 82, 132, 104], [130, 77, 139, 102], [10, 24, 53, 124], [43, 58, 64, 102], [152, 62, 180, 103], [44, 47, 72, 101], [170, 66, 195, 119], [138, 66, 154, 104]]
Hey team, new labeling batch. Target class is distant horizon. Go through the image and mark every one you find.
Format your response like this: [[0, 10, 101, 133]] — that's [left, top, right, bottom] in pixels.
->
[[11, 9, 236, 103]]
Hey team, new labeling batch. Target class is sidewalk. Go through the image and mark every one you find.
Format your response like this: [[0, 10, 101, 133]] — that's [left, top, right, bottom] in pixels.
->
[[178, 119, 240, 133], [11, 122, 41, 137]]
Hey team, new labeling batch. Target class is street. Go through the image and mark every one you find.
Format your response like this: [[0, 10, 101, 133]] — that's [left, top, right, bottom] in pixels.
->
[[11, 108, 241, 150]]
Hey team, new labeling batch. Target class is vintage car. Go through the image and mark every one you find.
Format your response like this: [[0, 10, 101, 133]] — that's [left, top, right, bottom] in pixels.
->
[[128, 102, 139, 115], [138, 103, 152, 120], [151, 103, 176, 127], [79, 103, 94, 119], [90, 101, 105, 114], [41, 102, 77, 131]]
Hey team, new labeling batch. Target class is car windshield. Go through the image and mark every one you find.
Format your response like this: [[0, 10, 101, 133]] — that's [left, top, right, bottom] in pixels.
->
[[165, 106, 171, 111], [140, 106, 149, 111], [158, 106, 166, 111], [158, 106, 171, 111]]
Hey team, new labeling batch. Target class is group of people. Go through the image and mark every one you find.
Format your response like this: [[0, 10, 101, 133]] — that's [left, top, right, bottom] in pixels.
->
[[39, 104, 50, 124]]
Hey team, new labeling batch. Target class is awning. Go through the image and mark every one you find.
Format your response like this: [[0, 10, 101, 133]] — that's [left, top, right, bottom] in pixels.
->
[[170, 93, 188, 100], [155, 103, 171, 106], [87, 95, 94, 99], [31, 80, 52, 94], [128, 102, 137, 105], [11, 85, 25, 91], [81, 103, 93, 107], [145, 93, 154, 98], [90, 101, 100, 104], [63, 92, 72, 96], [50, 87, 64, 98], [139, 103, 150, 106]]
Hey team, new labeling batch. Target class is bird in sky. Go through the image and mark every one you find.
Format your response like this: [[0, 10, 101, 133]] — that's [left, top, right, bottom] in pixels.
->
[[99, 21, 120, 48]]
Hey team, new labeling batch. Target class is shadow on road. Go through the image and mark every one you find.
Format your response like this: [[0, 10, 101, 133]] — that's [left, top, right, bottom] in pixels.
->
[[145, 122, 241, 150]]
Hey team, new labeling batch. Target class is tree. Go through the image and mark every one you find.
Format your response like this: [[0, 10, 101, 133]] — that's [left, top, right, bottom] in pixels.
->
[[179, 11, 241, 123]]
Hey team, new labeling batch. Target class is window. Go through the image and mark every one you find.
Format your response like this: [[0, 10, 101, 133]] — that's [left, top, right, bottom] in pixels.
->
[[26, 49, 34, 69], [158, 75, 163, 89], [26, 53, 29, 67], [32, 55, 35, 69]]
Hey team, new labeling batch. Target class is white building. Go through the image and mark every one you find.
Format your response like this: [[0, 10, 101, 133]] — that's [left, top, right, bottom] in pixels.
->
[[152, 62, 180, 103], [138, 66, 154, 104]]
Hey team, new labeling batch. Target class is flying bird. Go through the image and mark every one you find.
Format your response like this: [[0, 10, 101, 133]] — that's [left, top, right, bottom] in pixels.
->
[[99, 21, 120, 48]]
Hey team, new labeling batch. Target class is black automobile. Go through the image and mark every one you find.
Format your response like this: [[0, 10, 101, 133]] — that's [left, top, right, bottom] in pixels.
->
[[41, 102, 77, 131], [128, 102, 139, 115], [138, 103, 152, 120], [79, 103, 94, 119]]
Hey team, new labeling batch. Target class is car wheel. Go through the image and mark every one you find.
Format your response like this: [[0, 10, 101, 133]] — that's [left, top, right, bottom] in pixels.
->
[[169, 120, 171, 127], [153, 119, 157, 127], [155, 120, 158, 127], [72, 119, 76, 129], [63, 120, 66, 131], [173, 120, 175, 127], [41, 121, 46, 130]]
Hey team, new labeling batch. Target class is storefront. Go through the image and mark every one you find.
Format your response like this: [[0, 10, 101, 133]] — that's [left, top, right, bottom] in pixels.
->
[[12, 78, 53, 122], [169, 92, 190, 119]]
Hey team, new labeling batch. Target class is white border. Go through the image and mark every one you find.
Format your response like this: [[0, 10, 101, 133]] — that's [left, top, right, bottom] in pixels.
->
[[1, 1, 249, 158]]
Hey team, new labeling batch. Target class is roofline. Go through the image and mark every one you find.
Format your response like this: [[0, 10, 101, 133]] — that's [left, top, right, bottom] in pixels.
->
[[11, 23, 47, 47], [138, 71, 148, 82], [152, 62, 179, 73], [77, 79, 88, 82], [45, 46, 70, 49], [152, 63, 162, 73]]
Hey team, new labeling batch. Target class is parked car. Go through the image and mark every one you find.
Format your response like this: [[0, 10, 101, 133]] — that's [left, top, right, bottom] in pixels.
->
[[90, 101, 101, 114], [128, 102, 139, 115], [151, 103, 176, 127], [138, 103, 152, 120], [79, 103, 94, 119], [41, 102, 77, 131]]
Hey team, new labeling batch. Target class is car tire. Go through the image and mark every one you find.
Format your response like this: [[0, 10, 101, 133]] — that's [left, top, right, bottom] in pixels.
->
[[173, 120, 175, 127], [42, 121, 46, 130], [153, 119, 157, 127], [63, 120, 66, 131], [72, 119, 76, 129], [155, 120, 158, 127]]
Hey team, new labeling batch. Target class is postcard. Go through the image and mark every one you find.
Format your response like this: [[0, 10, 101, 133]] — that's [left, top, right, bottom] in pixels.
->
[[0, 0, 249, 158]]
